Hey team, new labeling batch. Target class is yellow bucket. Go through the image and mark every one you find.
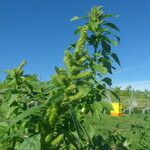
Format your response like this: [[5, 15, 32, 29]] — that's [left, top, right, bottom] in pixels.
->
[[111, 102, 122, 116]]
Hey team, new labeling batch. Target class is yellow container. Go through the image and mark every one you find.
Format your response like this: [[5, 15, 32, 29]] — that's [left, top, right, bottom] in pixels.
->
[[111, 102, 122, 116]]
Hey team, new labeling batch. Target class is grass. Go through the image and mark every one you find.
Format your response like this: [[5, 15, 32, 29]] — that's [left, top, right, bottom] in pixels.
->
[[85, 114, 150, 149]]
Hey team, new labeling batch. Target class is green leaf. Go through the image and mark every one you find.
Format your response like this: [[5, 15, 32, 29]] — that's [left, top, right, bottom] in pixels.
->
[[104, 31, 120, 43], [98, 57, 112, 74], [111, 40, 119, 46], [111, 53, 121, 66], [68, 105, 94, 148], [102, 14, 113, 19], [101, 101, 113, 111], [5, 106, 18, 119], [0, 88, 10, 94], [101, 41, 111, 54], [114, 35, 120, 43], [18, 60, 27, 69], [101, 35, 111, 44], [70, 16, 87, 22], [0, 122, 10, 133], [46, 89, 64, 105], [0, 133, 19, 143], [70, 16, 81, 22], [91, 101, 103, 116], [93, 63, 108, 75], [102, 14, 119, 19], [79, 123, 94, 148], [109, 90, 120, 101], [11, 105, 44, 126], [104, 22, 119, 31], [68, 43, 76, 50], [68, 104, 84, 148], [68, 104, 83, 139], [18, 135, 41, 150], [63, 131, 80, 149], [54, 66, 59, 74], [74, 26, 82, 35], [102, 77, 112, 86]]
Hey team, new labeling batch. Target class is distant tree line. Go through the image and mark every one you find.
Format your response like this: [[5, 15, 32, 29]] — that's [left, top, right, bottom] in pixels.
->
[[111, 86, 150, 114]]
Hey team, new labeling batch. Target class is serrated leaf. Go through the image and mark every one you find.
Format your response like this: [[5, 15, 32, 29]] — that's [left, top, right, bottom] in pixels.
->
[[101, 41, 111, 54], [104, 22, 119, 31], [102, 77, 112, 86], [101, 35, 111, 44], [11, 105, 44, 126], [93, 63, 108, 75], [98, 58, 112, 74], [111, 53, 121, 66], [104, 31, 120, 43]]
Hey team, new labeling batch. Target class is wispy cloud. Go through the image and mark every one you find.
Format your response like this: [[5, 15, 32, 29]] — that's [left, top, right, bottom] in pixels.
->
[[114, 80, 150, 91], [114, 65, 150, 74]]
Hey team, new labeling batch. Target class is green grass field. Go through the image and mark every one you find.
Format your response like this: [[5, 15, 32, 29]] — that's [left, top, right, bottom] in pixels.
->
[[85, 114, 150, 149]]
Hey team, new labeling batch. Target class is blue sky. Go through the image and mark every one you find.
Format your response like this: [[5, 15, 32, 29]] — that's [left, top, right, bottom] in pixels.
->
[[0, 0, 150, 90]]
